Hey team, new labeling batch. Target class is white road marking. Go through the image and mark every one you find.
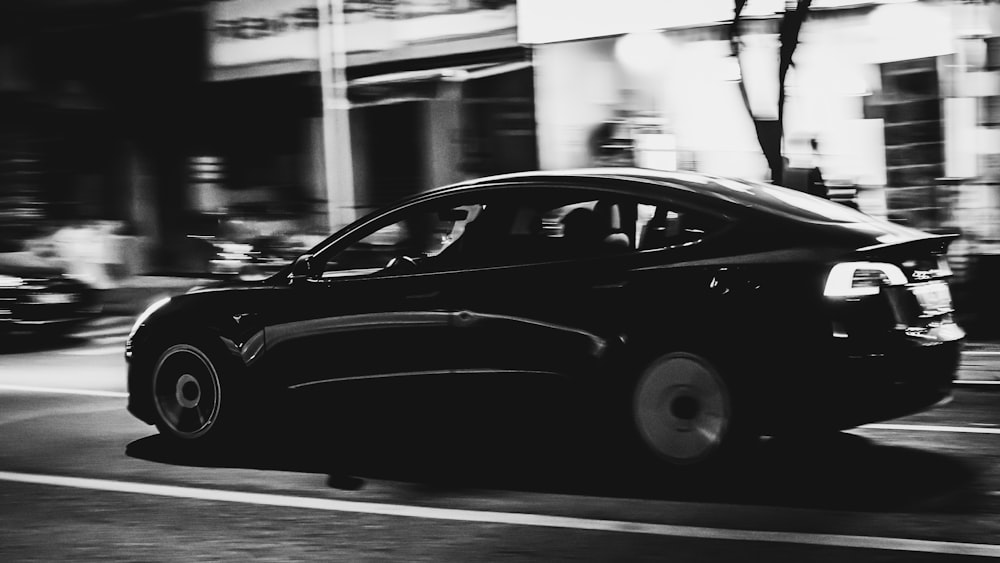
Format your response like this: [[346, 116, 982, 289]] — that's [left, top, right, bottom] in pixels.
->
[[954, 380, 1000, 385], [964, 351, 1000, 356], [0, 471, 997, 557], [58, 345, 125, 356], [860, 423, 1000, 435], [0, 385, 126, 398]]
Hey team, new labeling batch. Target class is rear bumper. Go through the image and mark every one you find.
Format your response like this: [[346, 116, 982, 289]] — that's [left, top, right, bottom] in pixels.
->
[[764, 325, 964, 433]]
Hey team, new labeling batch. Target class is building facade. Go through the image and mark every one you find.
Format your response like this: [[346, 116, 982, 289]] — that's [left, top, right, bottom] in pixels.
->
[[0, 0, 539, 274], [520, 0, 1000, 258], [195, 0, 538, 253], [0, 0, 209, 274]]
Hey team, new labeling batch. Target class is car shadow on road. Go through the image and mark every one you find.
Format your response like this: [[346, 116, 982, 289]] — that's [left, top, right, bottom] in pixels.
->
[[125, 406, 982, 514]]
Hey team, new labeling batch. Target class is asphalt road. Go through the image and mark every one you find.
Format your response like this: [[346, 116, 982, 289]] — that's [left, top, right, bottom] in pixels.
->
[[3, 321, 1000, 561]]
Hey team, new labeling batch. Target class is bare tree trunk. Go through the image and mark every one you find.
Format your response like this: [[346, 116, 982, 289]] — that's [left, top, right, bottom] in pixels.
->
[[776, 0, 813, 186], [730, 0, 812, 186]]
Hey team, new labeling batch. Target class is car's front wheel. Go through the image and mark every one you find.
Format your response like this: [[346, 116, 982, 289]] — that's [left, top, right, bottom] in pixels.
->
[[631, 351, 741, 468], [151, 342, 228, 442]]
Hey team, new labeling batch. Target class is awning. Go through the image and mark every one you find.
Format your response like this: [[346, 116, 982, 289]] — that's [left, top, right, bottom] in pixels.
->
[[349, 60, 532, 87], [347, 60, 532, 107]]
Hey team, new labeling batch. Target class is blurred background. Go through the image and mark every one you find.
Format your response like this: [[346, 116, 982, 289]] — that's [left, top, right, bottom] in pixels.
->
[[1, 0, 1000, 333]]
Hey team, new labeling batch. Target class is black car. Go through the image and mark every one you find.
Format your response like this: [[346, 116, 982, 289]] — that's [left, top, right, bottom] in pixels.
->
[[0, 250, 101, 334], [125, 168, 964, 469]]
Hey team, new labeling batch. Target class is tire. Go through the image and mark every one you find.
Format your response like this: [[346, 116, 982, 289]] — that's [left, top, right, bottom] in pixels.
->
[[630, 351, 742, 469], [151, 341, 236, 444]]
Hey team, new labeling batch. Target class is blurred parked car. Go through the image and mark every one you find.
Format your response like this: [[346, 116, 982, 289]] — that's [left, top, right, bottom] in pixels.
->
[[187, 201, 323, 280], [126, 168, 963, 471], [0, 250, 101, 334], [208, 234, 310, 281]]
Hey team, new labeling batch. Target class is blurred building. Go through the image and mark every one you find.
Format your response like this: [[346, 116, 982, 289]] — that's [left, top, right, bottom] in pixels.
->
[[0, 0, 207, 272], [520, 0, 1000, 260], [198, 0, 537, 240], [0, 0, 538, 273]]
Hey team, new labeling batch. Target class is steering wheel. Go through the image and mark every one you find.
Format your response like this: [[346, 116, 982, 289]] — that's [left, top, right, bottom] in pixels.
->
[[384, 255, 418, 273]]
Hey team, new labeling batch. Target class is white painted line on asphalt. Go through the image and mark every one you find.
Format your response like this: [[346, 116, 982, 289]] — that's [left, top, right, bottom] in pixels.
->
[[954, 380, 1000, 385], [0, 385, 126, 398], [964, 351, 1000, 356], [0, 471, 996, 557], [861, 423, 1000, 435]]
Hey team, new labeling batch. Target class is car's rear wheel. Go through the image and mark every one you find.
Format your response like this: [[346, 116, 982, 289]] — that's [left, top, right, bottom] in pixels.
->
[[152, 342, 228, 442], [631, 351, 737, 467]]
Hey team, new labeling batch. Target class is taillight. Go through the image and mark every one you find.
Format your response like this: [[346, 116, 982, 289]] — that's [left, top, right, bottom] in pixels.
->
[[824, 261, 907, 297]]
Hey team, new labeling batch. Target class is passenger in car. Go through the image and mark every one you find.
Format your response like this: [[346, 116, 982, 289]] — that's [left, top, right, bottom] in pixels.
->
[[562, 207, 629, 256], [561, 207, 603, 251]]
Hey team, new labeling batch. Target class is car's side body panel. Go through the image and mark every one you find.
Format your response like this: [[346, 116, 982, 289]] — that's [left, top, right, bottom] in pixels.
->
[[125, 169, 964, 442]]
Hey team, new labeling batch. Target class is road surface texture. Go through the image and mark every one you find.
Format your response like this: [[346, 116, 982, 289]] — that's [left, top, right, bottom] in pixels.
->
[[2, 320, 1000, 561]]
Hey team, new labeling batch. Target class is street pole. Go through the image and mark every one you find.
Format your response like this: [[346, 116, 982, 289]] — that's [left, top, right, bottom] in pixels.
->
[[316, 0, 355, 232]]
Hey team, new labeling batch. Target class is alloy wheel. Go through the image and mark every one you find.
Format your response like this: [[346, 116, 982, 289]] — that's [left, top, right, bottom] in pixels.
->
[[632, 352, 731, 465], [152, 344, 222, 440]]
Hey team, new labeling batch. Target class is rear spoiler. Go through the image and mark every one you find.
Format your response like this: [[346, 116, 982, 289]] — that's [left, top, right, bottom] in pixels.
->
[[852, 233, 958, 262]]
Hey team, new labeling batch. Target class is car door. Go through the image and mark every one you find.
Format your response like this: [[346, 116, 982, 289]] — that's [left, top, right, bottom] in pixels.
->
[[443, 187, 640, 384], [261, 196, 484, 393], [443, 187, 737, 383]]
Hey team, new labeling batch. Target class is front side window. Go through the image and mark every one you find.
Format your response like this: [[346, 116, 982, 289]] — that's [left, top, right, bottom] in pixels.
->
[[318, 202, 483, 278]]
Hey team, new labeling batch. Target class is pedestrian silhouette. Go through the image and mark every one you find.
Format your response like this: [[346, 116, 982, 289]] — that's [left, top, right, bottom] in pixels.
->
[[806, 138, 828, 199]]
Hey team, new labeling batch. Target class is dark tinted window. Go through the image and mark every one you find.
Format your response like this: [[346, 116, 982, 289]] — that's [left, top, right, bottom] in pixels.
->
[[635, 202, 729, 251], [445, 193, 633, 267], [319, 201, 483, 278]]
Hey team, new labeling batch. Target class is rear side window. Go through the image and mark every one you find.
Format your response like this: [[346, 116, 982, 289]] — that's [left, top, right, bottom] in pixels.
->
[[453, 197, 632, 266], [636, 203, 729, 251]]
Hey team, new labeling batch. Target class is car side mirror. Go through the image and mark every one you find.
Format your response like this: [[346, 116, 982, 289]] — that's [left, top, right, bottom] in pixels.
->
[[290, 254, 315, 281]]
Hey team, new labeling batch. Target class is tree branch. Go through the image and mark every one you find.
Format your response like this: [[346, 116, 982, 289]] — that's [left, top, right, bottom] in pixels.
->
[[777, 0, 812, 142]]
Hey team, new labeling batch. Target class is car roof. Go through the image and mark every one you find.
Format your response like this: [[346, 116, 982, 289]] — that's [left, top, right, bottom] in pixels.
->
[[285, 168, 934, 278], [447, 167, 706, 193], [439, 168, 926, 239]]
